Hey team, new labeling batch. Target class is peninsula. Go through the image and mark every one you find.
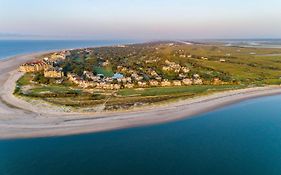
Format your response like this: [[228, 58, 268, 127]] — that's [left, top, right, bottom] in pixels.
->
[[1, 41, 281, 139]]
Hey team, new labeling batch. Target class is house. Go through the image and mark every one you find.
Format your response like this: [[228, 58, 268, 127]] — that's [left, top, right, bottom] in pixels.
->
[[165, 60, 172, 65], [126, 77, 132, 83], [67, 73, 85, 86], [121, 78, 127, 83], [149, 80, 159, 87], [138, 81, 147, 87], [96, 82, 106, 89], [173, 80, 182, 86], [145, 59, 157, 63], [131, 73, 143, 81], [162, 66, 171, 71], [50, 52, 66, 61], [102, 60, 110, 67], [174, 68, 181, 73], [102, 84, 113, 90], [67, 73, 76, 82], [83, 71, 100, 82], [150, 70, 159, 77], [19, 60, 50, 73], [124, 83, 134, 89], [113, 84, 121, 90], [163, 60, 182, 73], [44, 67, 63, 78], [213, 78, 222, 85], [105, 77, 113, 83], [112, 73, 124, 80], [193, 79, 203, 85], [193, 74, 200, 79], [161, 80, 171, 87], [179, 73, 187, 78], [155, 76, 162, 81], [181, 67, 190, 73], [182, 78, 193, 85]]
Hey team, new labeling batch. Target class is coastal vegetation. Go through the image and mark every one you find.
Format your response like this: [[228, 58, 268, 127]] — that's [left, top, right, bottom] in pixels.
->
[[15, 41, 281, 111]]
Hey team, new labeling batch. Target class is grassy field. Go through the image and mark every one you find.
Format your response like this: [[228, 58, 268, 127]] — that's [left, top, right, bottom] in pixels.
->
[[15, 42, 281, 111], [118, 85, 243, 97], [15, 74, 244, 111]]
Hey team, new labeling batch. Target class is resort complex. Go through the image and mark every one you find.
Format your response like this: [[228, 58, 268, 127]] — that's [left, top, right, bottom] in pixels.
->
[[19, 43, 230, 90], [15, 41, 281, 111]]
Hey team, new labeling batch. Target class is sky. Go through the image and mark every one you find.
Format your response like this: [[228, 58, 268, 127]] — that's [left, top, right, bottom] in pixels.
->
[[0, 0, 281, 40]]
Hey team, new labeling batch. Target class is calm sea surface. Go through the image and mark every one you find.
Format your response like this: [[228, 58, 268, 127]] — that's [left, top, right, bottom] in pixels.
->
[[1, 40, 281, 175], [0, 40, 133, 60], [1, 95, 281, 175]]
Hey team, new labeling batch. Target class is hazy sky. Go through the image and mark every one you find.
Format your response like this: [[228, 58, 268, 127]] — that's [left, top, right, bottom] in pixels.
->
[[0, 0, 281, 40]]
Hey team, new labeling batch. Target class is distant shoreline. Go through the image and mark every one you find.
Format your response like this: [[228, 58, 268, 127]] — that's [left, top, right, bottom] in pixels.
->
[[1, 48, 281, 139]]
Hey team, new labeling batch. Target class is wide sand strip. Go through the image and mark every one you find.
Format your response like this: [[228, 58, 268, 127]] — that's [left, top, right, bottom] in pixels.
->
[[1, 52, 281, 139]]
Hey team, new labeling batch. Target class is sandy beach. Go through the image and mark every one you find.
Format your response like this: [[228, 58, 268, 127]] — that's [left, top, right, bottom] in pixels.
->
[[1, 52, 281, 139]]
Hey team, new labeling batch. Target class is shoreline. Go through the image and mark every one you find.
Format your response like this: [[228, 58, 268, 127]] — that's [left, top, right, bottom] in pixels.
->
[[1, 52, 281, 140]]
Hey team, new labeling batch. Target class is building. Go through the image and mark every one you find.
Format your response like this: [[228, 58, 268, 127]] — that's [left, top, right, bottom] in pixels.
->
[[173, 80, 182, 86], [150, 70, 159, 77], [124, 83, 134, 89], [193, 79, 203, 85], [131, 73, 143, 81], [162, 66, 172, 71], [182, 78, 193, 85], [19, 60, 49, 73], [193, 74, 200, 79], [149, 80, 159, 87], [155, 76, 162, 81], [161, 80, 171, 87], [121, 78, 128, 83], [113, 84, 121, 90], [126, 77, 132, 83], [83, 71, 100, 82], [112, 73, 124, 80], [179, 73, 187, 78], [44, 67, 63, 78], [102, 60, 110, 67], [50, 52, 66, 61], [213, 78, 222, 85], [138, 81, 147, 87], [181, 67, 190, 73]]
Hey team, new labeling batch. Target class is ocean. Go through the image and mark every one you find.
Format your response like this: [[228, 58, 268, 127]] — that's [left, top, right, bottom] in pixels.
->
[[0, 40, 134, 60], [1, 94, 281, 175]]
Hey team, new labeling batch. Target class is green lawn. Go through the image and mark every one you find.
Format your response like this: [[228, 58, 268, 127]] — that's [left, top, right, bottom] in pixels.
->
[[93, 66, 114, 77], [118, 85, 244, 97], [29, 86, 82, 95], [16, 73, 33, 86]]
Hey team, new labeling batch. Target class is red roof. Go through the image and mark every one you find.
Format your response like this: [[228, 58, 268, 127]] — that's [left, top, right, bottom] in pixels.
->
[[23, 60, 46, 65]]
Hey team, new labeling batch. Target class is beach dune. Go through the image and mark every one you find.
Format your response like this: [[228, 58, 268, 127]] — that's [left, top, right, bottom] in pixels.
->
[[1, 53, 281, 139]]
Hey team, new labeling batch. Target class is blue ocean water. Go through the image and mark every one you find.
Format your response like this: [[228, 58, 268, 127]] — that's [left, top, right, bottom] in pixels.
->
[[0, 40, 134, 60], [1, 94, 281, 175]]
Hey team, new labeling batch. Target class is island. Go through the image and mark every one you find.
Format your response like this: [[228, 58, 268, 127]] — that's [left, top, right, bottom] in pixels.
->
[[1, 41, 281, 139]]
